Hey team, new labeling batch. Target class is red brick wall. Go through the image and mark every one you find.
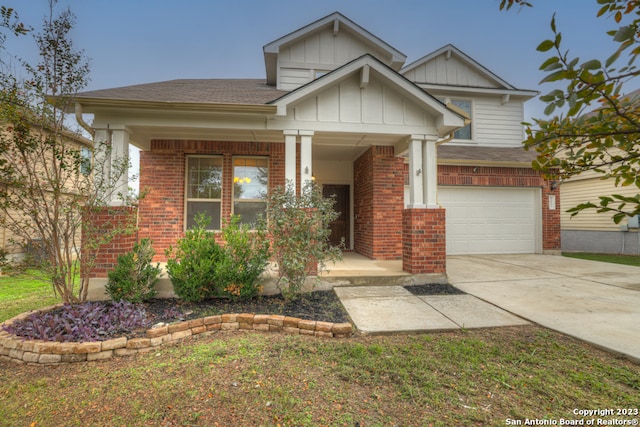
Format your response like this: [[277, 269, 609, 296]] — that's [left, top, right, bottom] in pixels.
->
[[436, 165, 561, 251], [353, 146, 404, 260], [139, 140, 286, 261], [83, 206, 137, 278], [402, 208, 446, 274]]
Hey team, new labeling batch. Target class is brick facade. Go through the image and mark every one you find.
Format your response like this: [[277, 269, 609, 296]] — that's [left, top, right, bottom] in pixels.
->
[[353, 145, 405, 260], [83, 206, 137, 279], [87, 142, 562, 279], [402, 208, 446, 274], [138, 140, 285, 261]]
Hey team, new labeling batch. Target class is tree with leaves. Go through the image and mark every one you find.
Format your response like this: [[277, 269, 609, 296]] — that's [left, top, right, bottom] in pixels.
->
[[501, 0, 640, 223], [0, 2, 134, 303]]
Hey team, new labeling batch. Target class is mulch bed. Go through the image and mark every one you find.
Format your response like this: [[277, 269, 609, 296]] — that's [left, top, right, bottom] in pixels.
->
[[144, 284, 465, 326], [403, 283, 466, 296], [142, 290, 352, 326]]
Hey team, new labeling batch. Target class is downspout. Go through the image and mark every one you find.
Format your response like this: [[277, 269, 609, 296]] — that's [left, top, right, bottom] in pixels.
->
[[75, 102, 94, 138], [436, 133, 454, 146]]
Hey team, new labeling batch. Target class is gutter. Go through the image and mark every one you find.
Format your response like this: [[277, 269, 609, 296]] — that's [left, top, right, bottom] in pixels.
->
[[73, 97, 279, 114], [75, 103, 94, 137]]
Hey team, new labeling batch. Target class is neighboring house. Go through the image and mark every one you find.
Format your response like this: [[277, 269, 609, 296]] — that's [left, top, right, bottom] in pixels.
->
[[559, 88, 640, 255], [0, 121, 92, 264], [70, 12, 561, 284], [561, 171, 640, 254]]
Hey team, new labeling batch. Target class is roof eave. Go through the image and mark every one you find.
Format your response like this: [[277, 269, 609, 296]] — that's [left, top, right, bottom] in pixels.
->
[[69, 97, 278, 114]]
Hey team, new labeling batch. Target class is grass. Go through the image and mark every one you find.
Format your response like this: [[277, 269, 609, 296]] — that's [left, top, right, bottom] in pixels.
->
[[1, 274, 640, 426], [0, 271, 59, 323], [1, 328, 639, 426], [563, 252, 640, 267]]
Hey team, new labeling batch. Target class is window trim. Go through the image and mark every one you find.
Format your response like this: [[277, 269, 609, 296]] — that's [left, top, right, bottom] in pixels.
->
[[185, 155, 223, 231]]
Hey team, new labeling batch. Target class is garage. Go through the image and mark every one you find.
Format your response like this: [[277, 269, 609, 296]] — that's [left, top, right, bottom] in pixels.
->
[[438, 186, 541, 255]]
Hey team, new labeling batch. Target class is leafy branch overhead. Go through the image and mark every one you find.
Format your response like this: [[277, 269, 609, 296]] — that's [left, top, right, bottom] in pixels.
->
[[504, 0, 640, 223], [0, 2, 134, 303]]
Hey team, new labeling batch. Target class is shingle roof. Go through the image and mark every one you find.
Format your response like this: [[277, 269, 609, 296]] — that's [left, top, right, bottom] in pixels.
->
[[439, 145, 537, 164], [75, 79, 289, 105]]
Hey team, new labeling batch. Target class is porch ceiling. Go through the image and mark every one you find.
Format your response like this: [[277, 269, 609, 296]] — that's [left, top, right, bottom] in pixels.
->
[[130, 125, 407, 161]]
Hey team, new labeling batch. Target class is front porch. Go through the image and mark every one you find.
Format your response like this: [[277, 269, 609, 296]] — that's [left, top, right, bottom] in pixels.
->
[[86, 252, 448, 301], [317, 252, 448, 288]]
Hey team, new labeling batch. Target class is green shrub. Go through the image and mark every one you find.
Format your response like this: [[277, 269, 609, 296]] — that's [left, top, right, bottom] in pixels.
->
[[266, 181, 343, 300], [217, 215, 270, 300], [165, 214, 271, 302], [106, 238, 160, 303], [165, 214, 223, 302]]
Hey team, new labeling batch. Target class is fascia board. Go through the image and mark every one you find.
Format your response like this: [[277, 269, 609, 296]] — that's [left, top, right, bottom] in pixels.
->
[[69, 98, 278, 115]]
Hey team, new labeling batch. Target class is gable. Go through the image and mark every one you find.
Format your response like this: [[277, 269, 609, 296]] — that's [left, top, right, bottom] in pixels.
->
[[264, 12, 406, 90], [402, 45, 514, 90], [276, 25, 398, 91], [270, 55, 466, 137], [291, 72, 436, 128]]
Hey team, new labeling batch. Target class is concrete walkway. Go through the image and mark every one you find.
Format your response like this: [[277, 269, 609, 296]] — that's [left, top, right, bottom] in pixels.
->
[[449, 254, 640, 362], [335, 254, 640, 362], [335, 285, 529, 333]]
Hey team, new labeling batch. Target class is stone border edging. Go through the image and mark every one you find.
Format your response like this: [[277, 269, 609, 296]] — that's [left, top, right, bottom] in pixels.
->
[[0, 305, 354, 365]]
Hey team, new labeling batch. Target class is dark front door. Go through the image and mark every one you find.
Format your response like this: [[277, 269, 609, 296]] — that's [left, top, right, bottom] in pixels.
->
[[322, 184, 350, 248]]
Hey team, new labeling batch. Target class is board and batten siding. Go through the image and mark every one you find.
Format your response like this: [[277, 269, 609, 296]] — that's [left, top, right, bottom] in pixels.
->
[[291, 73, 435, 129], [277, 26, 391, 91], [403, 54, 500, 89], [561, 175, 639, 231]]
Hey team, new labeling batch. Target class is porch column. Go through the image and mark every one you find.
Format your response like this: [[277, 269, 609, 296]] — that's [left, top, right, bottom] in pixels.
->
[[93, 125, 130, 206], [407, 136, 425, 208], [423, 138, 439, 208], [402, 135, 446, 275], [284, 130, 297, 189], [299, 130, 314, 190], [109, 125, 131, 207]]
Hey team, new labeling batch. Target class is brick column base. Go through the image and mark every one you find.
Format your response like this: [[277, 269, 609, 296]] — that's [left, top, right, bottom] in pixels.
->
[[83, 206, 138, 279], [402, 208, 446, 274]]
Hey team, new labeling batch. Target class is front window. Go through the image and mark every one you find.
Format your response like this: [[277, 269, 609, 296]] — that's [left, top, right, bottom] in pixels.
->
[[451, 99, 472, 140], [186, 156, 222, 230], [233, 157, 268, 226]]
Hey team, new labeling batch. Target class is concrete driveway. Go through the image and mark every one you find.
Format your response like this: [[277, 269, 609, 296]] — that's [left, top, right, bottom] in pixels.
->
[[448, 254, 640, 362]]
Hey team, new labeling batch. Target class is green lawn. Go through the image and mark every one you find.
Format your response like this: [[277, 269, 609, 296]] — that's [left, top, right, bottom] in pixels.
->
[[0, 272, 59, 323], [563, 252, 640, 267]]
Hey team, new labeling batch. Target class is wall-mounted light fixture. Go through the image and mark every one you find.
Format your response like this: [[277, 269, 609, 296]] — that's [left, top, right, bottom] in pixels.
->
[[304, 166, 310, 175], [416, 168, 422, 176], [550, 181, 559, 191]]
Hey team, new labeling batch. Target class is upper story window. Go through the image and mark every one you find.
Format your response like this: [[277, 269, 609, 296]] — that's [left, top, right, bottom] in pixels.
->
[[80, 146, 92, 176], [186, 156, 222, 230], [451, 99, 472, 140], [233, 157, 269, 226]]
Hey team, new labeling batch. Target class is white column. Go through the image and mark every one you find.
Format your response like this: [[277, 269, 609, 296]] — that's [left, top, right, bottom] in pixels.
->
[[407, 136, 425, 208], [284, 130, 297, 190], [299, 130, 314, 191], [93, 127, 111, 179], [109, 126, 131, 206], [423, 138, 439, 208]]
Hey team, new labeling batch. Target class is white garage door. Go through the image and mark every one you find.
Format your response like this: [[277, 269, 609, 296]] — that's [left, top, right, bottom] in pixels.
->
[[438, 186, 540, 255]]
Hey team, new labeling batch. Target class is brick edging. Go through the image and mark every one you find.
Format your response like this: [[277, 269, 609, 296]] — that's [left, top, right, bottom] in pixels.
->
[[0, 305, 354, 365]]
